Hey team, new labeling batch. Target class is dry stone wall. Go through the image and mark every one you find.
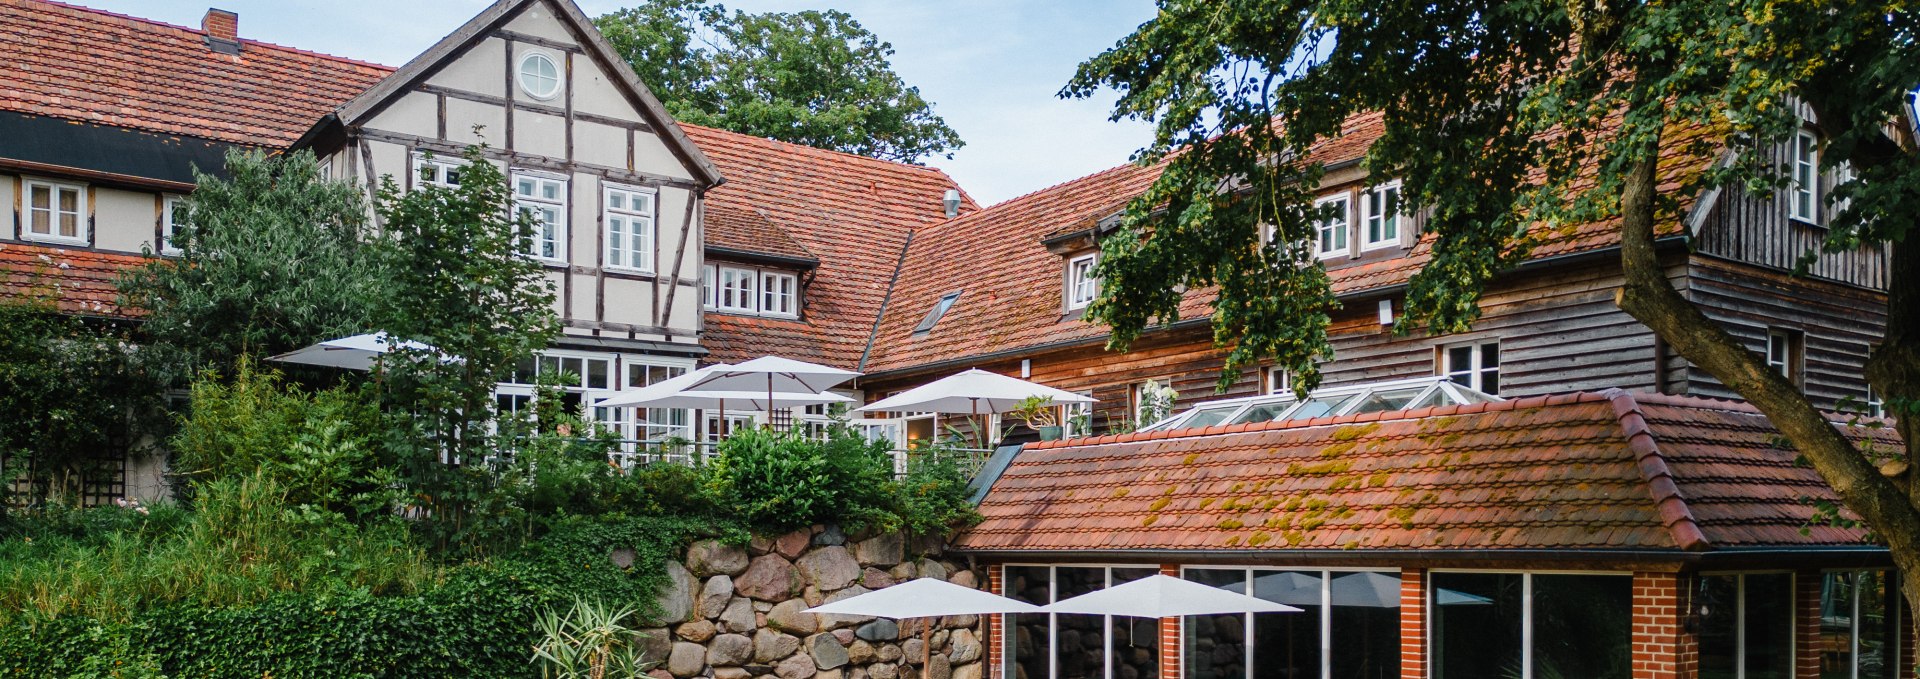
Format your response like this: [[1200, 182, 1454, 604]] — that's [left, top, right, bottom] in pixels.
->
[[644, 525, 987, 679]]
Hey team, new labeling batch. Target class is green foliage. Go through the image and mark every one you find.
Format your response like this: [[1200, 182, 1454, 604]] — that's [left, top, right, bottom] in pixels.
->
[[0, 472, 435, 626], [0, 286, 168, 507], [531, 600, 656, 679], [705, 428, 837, 531], [595, 1, 963, 163], [371, 145, 560, 553], [117, 148, 385, 375], [706, 428, 975, 535], [171, 359, 389, 514], [894, 454, 983, 537], [1062, 0, 1919, 393]]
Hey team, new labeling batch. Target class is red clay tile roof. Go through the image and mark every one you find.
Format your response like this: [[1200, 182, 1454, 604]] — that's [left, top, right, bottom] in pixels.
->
[[860, 113, 1712, 376], [0, 242, 144, 317], [0, 0, 394, 147], [955, 390, 1894, 554], [685, 123, 977, 368], [705, 202, 816, 264]]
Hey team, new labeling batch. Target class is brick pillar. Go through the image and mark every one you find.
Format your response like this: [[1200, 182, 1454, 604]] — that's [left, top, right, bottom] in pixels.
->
[[988, 564, 1004, 679], [1797, 570, 1824, 679], [1631, 571, 1688, 679], [1160, 564, 1181, 679], [1401, 568, 1426, 679]]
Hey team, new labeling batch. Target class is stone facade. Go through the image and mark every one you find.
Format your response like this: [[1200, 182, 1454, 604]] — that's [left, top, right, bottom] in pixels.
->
[[647, 525, 986, 679]]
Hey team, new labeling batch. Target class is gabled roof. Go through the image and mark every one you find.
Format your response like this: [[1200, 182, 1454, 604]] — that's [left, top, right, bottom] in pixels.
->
[[685, 124, 976, 368], [860, 113, 1715, 376], [322, 0, 722, 187], [704, 203, 817, 267], [0, 0, 392, 148], [956, 390, 1897, 555]]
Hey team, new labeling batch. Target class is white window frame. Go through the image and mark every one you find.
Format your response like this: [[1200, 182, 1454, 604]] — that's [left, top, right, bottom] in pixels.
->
[[1263, 366, 1292, 395], [22, 178, 87, 245], [160, 195, 188, 256], [1314, 194, 1351, 260], [715, 265, 758, 314], [1001, 564, 1169, 679], [412, 152, 464, 189], [1765, 329, 1796, 384], [701, 264, 718, 309], [1439, 340, 1501, 395], [513, 171, 569, 263], [1066, 253, 1100, 310], [1424, 569, 1635, 679], [761, 271, 798, 318], [1360, 180, 1403, 251], [1177, 565, 1405, 679], [1866, 383, 1883, 418], [517, 51, 563, 101], [1790, 130, 1820, 223], [602, 184, 656, 273]]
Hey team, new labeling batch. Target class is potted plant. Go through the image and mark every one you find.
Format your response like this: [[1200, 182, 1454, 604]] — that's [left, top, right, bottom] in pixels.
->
[[1013, 395, 1064, 440]]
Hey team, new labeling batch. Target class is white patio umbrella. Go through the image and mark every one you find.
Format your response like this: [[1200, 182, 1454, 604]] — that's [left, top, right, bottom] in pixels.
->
[[267, 332, 448, 371], [681, 356, 861, 409], [1041, 574, 1301, 618], [805, 578, 1038, 666], [594, 364, 854, 436], [852, 368, 1096, 448]]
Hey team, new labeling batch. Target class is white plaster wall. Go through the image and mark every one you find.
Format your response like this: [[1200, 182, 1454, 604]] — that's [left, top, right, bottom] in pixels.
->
[[513, 109, 567, 159], [575, 121, 628, 170], [91, 187, 158, 254], [426, 37, 507, 98], [506, 5, 577, 43], [445, 98, 508, 146], [379, 92, 442, 139]]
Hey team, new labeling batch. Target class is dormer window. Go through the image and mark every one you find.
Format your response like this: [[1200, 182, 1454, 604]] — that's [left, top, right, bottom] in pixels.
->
[[1066, 253, 1100, 310], [1360, 181, 1402, 251], [1790, 130, 1820, 223], [1314, 194, 1350, 259], [161, 196, 189, 256], [517, 52, 562, 101], [23, 179, 87, 246], [703, 263, 801, 318]]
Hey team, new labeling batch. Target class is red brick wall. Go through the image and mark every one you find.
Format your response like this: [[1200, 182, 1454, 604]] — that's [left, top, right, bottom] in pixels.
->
[[1631, 571, 1690, 679], [988, 564, 1004, 679], [1401, 568, 1425, 679], [202, 10, 237, 40], [1797, 570, 1823, 679], [1160, 564, 1181, 679]]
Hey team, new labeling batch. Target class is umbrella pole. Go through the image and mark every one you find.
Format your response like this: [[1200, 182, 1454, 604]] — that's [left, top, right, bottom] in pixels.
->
[[922, 615, 933, 668], [971, 400, 981, 450], [767, 374, 774, 430]]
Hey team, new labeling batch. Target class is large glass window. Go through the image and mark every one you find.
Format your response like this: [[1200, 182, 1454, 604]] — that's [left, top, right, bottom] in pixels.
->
[[1821, 571, 1899, 679], [1440, 342, 1500, 395], [24, 179, 86, 244], [1698, 573, 1795, 679], [1005, 566, 1160, 679], [1185, 568, 1399, 679], [1431, 572, 1630, 679]]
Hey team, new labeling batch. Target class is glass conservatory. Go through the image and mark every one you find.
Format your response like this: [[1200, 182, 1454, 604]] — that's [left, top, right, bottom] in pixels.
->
[[1138, 376, 1501, 433]]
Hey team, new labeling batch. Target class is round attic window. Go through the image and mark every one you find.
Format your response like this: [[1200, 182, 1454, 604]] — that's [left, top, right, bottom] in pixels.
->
[[518, 52, 561, 100]]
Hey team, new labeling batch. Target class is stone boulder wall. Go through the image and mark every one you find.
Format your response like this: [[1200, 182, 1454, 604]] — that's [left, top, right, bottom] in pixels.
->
[[650, 525, 986, 679]]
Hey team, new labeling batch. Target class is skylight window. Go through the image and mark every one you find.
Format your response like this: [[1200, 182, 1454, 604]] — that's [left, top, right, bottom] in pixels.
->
[[1138, 376, 1500, 433], [913, 291, 962, 335]]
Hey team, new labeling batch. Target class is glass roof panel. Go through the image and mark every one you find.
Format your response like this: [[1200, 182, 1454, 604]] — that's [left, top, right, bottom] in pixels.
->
[[1228, 400, 1298, 425], [1348, 386, 1430, 414]]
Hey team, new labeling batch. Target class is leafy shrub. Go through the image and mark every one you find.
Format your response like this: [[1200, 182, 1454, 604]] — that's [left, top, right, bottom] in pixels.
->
[[894, 454, 983, 536], [624, 463, 715, 517], [170, 360, 387, 515]]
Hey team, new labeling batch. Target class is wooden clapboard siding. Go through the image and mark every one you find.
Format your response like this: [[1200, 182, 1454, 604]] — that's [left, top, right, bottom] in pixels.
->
[[1682, 254, 1886, 410], [1692, 139, 1889, 290]]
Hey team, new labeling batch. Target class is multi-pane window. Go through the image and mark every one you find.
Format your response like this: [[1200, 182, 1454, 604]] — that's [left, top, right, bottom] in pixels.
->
[[702, 265, 717, 308], [604, 185, 655, 272], [622, 361, 691, 443], [1263, 366, 1291, 395], [1431, 572, 1632, 679], [495, 351, 614, 429], [1766, 329, 1800, 388], [1440, 341, 1501, 395], [1185, 567, 1402, 679], [762, 271, 797, 317], [161, 196, 189, 256], [513, 172, 568, 261], [1696, 573, 1797, 679], [23, 179, 86, 244], [716, 266, 757, 313], [1005, 566, 1162, 679], [1360, 182, 1401, 250], [1819, 570, 1900, 679], [1063, 393, 1093, 437], [1314, 194, 1350, 259], [1066, 254, 1100, 310], [1791, 131, 1820, 223], [414, 153, 464, 188]]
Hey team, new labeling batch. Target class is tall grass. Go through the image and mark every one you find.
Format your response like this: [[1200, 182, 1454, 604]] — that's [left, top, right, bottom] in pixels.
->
[[0, 472, 437, 625]]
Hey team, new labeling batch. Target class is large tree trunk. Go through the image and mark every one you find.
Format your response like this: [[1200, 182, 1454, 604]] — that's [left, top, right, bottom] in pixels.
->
[[1612, 127, 1920, 646]]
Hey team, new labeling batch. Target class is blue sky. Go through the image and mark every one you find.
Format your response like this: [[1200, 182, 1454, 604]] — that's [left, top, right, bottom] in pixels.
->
[[82, 0, 1160, 205]]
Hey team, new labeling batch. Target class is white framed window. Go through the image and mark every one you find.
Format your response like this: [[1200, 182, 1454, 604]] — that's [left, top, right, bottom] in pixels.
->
[[621, 360, 693, 443], [22, 179, 86, 245], [1066, 253, 1099, 310], [1063, 393, 1093, 437], [1313, 194, 1350, 259], [1439, 341, 1500, 395], [1180, 566, 1406, 679], [517, 51, 562, 101], [1262, 366, 1291, 395], [513, 172, 568, 261], [413, 152, 464, 189], [761, 271, 797, 317], [1360, 181, 1402, 250], [603, 185, 655, 272], [701, 265, 717, 309], [160, 195, 188, 256], [1003, 565, 1165, 679], [1790, 130, 1820, 223], [1765, 329, 1801, 390], [716, 265, 757, 313]]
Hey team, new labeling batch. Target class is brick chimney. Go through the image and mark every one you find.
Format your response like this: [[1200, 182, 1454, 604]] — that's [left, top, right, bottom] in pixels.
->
[[202, 8, 240, 54]]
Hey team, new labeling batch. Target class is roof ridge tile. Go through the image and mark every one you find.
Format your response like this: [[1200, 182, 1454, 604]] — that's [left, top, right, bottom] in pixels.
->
[[1603, 389, 1711, 551]]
